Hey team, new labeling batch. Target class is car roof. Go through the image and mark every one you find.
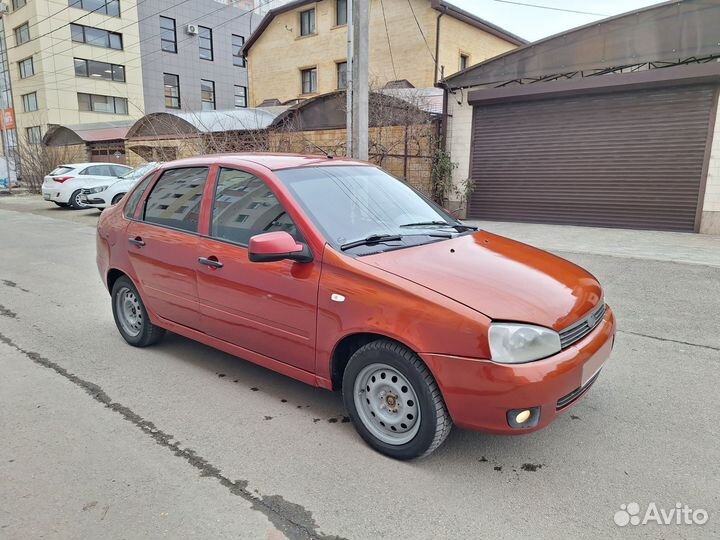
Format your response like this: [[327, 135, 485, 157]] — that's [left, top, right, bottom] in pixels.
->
[[157, 153, 373, 172], [59, 162, 132, 169]]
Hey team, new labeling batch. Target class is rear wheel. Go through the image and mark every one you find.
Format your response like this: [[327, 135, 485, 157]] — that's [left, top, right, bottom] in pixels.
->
[[342, 339, 452, 460], [111, 193, 126, 205], [111, 276, 165, 347], [68, 189, 88, 210]]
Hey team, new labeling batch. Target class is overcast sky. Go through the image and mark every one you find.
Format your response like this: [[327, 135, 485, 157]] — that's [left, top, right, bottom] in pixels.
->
[[440, 0, 665, 42]]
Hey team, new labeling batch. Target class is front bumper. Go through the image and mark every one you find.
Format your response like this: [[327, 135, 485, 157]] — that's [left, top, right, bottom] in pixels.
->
[[421, 305, 616, 434], [81, 192, 111, 209]]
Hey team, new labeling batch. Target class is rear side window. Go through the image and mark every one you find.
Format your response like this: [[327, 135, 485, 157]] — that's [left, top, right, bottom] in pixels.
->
[[124, 172, 157, 219], [50, 166, 73, 176], [143, 167, 208, 232], [82, 165, 112, 176], [210, 167, 300, 246]]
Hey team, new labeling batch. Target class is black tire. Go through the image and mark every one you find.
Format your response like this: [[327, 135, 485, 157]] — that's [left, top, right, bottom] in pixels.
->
[[111, 276, 165, 347], [111, 193, 126, 205], [68, 189, 87, 210], [53, 201, 69, 207], [342, 339, 452, 460]]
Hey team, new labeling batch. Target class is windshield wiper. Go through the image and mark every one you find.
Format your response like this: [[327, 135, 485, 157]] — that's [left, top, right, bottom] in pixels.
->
[[399, 220, 478, 232], [340, 234, 403, 251]]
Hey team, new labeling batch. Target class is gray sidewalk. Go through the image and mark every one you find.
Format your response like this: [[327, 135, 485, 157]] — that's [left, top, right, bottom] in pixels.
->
[[466, 220, 720, 268]]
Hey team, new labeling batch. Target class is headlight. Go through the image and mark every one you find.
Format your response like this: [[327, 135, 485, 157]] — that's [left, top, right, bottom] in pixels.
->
[[88, 185, 109, 194], [489, 323, 561, 364]]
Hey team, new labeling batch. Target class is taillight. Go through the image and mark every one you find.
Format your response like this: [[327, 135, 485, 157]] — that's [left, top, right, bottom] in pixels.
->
[[53, 176, 72, 183]]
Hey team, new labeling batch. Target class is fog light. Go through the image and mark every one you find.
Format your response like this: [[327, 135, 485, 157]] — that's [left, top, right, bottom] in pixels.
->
[[506, 407, 540, 429]]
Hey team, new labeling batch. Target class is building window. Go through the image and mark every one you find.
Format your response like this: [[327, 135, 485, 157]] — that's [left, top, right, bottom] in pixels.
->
[[459, 53, 469, 71], [336, 0, 347, 26], [74, 58, 125, 82], [14, 22, 30, 45], [160, 16, 177, 53], [18, 57, 34, 78], [164, 73, 180, 109], [300, 8, 315, 36], [336, 61, 347, 89], [234, 85, 247, 108], [21, 92, 38, 112], [198, 26, 213, 61], [301, 67, 317, 94], [232, 34, 245, 67], [201, 79, 215, 110], [12, 0, 27, 10], [78, 93, 129, 114], [26, 126, 42, 145], [70, 23, 123, 50], [68, 0, 120, 17]]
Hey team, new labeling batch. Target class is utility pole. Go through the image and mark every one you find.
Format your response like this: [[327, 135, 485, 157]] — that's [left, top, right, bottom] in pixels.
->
[[351, 0, 369, 160], [345, 0, 353, 157]]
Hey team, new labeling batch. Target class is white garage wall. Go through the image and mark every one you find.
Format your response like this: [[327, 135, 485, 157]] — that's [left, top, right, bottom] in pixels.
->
[[701, 102, 720, 235], [446, 89, 474, 216]]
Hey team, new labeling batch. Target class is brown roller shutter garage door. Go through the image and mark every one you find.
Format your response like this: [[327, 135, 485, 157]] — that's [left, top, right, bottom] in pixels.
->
[[467, 84, 716, 231]]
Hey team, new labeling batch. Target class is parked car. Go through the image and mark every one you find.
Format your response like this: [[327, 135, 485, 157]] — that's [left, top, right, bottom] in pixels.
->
[[81, 162, 161, 210], [42, 162, 133, 209], [96, 155, 616, 460]]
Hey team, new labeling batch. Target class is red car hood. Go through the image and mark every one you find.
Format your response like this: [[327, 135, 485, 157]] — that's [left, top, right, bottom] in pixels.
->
[[361, 231, 603, 331]]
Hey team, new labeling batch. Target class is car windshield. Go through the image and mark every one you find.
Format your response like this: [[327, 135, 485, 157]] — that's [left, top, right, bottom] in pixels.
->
[[276, 165, 468, 254], [120, 162, 159, 180]]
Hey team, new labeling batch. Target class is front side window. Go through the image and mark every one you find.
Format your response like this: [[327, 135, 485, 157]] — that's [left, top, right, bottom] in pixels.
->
[[69, 0, 120, 17], [276, 166, 459, 254], [201, 79, 215, 111], [160, 16, 177, 53], [300, 8, 315, 36], [211, 168, 299, 246], [232, 34, 245, 67], [14, 23, 30, 45], [164, 73, 180, 108], [337, 61, 347, 89], [198, 26, 213, 61], [144, 167, 208, 232], [301, 67, 317, 94], [26, 126, 42, 145], [22, 92, 38, 112], [336, 0, 347, 25], [234, 85, 247, 108], [18, 57, 33, 78]]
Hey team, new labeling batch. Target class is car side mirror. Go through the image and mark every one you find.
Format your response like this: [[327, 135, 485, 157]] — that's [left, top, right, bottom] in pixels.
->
[[248, 231, 313, 263]]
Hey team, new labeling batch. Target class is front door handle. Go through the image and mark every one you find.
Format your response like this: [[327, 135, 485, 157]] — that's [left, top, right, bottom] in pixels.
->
[[198, 256, 223, 269], [128, 236, 145, 247]]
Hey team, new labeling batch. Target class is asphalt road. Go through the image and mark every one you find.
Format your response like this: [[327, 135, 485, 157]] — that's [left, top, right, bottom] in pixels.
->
[[1, 196, 718, 540]]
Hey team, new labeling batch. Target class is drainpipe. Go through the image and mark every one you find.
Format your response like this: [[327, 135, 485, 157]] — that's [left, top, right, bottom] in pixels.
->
[[433, 7, 446, 85]]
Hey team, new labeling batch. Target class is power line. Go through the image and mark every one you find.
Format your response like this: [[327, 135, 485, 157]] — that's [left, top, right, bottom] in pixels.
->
[[406, 0, 435, 63], [379, 0, 397, 81], [490, 0, 609, 17]]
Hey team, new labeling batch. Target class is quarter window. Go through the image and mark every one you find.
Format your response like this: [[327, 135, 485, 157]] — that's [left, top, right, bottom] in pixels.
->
[[201, 79, 215, 111], [160, 16, 177, 53], [164, 73, 180, 108], [198, 26, 213, 61], [300, 8, 315, 36], [21, 92, 38, 112], [301, 67, 317, 94], [14, 22, 30, 45], [232, 34, 245, 67], [144, 167, 208, 232], [210, 168, 300, 246]]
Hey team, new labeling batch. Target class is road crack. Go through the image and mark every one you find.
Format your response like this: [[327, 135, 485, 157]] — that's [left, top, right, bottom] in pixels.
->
[[0, 331, 346, 540], [617, 330, 719, 352]]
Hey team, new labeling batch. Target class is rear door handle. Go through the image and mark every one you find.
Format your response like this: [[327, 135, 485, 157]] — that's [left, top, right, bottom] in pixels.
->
[[128, 236, 145, 247], [198, 256, 223, 269]]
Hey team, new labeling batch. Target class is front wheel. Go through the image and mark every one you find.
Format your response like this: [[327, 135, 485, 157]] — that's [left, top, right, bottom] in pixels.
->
[[68, 189, 88, 210], [111, 276, 165, 347], [342, 339, 452, 460], [111, 193, 126, 205]]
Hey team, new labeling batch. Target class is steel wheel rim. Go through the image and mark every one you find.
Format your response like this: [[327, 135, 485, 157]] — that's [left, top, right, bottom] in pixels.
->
[[353, 363, 421, 445], [115, 286, 143, 337], [74, 191, 87, 208]]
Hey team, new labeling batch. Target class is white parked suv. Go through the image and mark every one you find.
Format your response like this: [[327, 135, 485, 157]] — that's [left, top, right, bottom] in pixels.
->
[[80, 162, 161, 210], [41, 162, 133, 209]]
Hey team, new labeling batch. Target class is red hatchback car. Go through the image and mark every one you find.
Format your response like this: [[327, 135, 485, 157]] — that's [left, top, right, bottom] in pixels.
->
[[97, 154, 616, 459]]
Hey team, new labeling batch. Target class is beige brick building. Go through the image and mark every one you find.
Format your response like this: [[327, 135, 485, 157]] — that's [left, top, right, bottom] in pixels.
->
[[242, 0, 524, 106]]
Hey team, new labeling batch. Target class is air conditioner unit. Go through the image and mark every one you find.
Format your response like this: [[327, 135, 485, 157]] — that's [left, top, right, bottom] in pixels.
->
[[0, 3, 10, 14], [185, 24, 199, 35]]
